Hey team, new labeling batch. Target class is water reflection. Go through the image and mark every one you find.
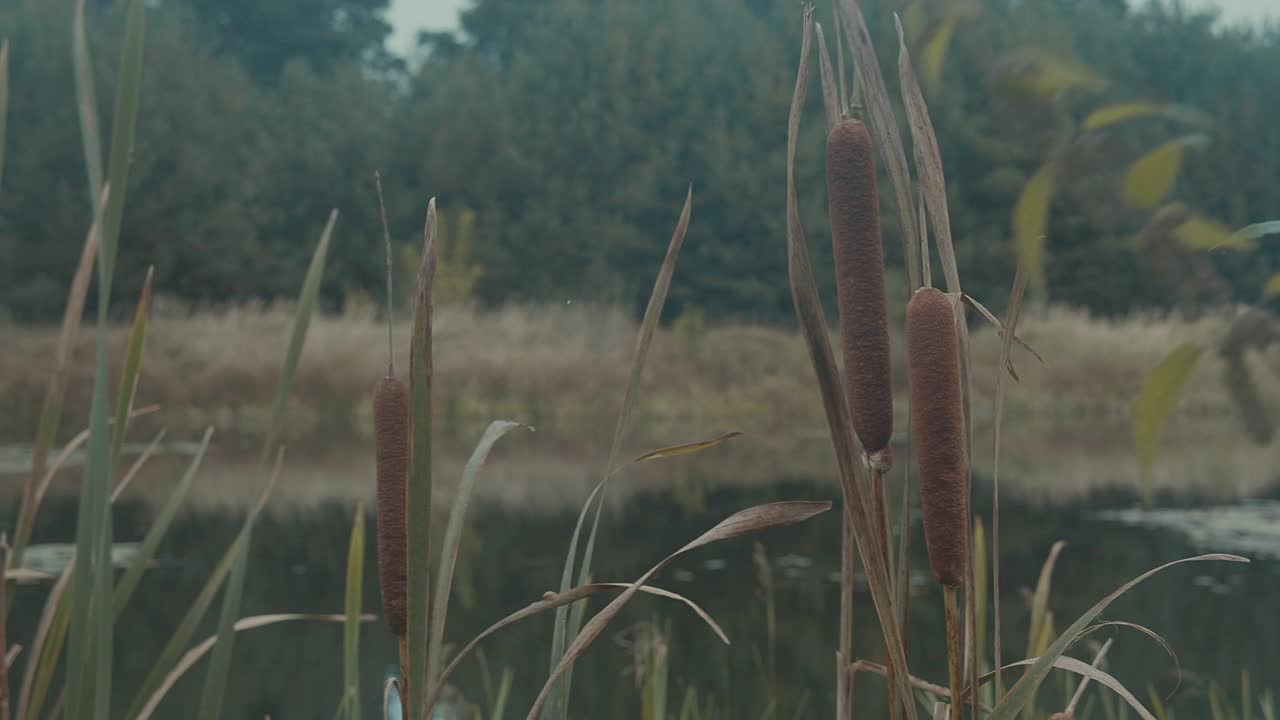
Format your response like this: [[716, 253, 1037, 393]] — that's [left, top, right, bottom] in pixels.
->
[[4, 480, 1273, 719]]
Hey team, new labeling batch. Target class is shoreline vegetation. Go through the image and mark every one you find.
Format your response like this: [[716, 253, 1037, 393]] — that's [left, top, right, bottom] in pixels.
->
[[4, 301, 1276, 509]]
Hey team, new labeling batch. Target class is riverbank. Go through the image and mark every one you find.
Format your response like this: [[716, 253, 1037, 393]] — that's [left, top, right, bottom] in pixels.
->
[[3, 302, 1277, 506]]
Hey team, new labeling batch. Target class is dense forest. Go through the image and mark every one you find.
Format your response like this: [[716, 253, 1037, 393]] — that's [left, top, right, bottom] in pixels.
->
[[1, 0, 1278, 323]]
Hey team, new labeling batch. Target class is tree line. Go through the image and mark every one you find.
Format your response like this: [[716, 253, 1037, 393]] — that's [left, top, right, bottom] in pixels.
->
[[1, 0, 1277, 323]]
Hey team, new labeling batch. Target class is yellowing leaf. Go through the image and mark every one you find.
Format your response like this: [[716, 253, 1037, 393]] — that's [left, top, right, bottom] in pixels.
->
[[993, 49, 1105, 100], [1013, 164, 1056, 295], [1174, 214, 1253, 251], [1124, 140, 1185, 210], [1262, 272, 1280, 297], [631, 431, 744, 465], [921, 18, 957, 88], [1133, 343, 1203, 498], [1083, 102, 1168, 131]]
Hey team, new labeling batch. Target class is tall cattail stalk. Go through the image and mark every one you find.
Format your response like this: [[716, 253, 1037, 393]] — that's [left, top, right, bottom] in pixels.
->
[[906, 287, 967, 720], [827, 114, 898, 719], [372, 176, 410, 718]]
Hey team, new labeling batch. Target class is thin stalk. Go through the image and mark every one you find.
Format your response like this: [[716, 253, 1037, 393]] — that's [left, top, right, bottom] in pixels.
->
[[375, 171, 394, 377], [837, 501, 854, 720], [944, 586, 962, 720], [1, 537, 9, 720], [872, 467, 897, 720], [398, 638, 409, 720]]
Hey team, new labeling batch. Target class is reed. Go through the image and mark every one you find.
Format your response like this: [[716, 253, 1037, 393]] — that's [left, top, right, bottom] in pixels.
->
[[906, 286, 967, 720], [374, 375, 410, 640]]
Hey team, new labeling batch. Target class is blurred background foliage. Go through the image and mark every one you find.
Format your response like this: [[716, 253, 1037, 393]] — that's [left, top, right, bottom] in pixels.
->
[[1, 0, 1278, 324]]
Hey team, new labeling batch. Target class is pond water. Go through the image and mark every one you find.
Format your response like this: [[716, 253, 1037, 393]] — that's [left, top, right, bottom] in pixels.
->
[[5, 467, 1276, 719]]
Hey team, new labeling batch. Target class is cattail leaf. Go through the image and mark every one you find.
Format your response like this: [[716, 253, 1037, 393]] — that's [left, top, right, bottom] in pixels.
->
[[407, 200, 437, 720], [987, 553, 1247, 720], [11, 212, 99, 567], [959, 292, 1044, 368], [262, 210, 338, 465], [983, 654, 1152, 720], [16, 564, 73, 720], [1124, 139, 1189, 210], [137, 614, 374, 720], [427, 421, 530, 695], [1174, 213, 1253, 251], [432, 581, 728, 707], [72, 0, 104, 209], [786, 13, 916, 719], [814, 20, 840, 131], [343, 504, 366, 720], [111, 428, 213, 617], [1133, 343, 1203, 495], [97, 0, 145, 287], [835, 0, 921, 290], [527, 502, 830, 720], [1, 37, 9, 190], [629, 431, 743, 465], [549, 188, 692, 719], [1014, 163, 1056, 295], [110, 266, 153, 468], [897, 16, 958, 293]]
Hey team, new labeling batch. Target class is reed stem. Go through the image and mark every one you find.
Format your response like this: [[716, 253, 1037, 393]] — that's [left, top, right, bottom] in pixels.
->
[[944, 586, 962, 720], [398, 638, 409, 720], [871, 467, 898, 720], [837, 500, 854, 720]]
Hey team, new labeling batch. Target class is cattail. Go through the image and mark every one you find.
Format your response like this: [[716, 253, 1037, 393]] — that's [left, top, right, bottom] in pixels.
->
[[827, 117, 893, 462], [906, 287, 967, 587], [374, 375, 410, 637]]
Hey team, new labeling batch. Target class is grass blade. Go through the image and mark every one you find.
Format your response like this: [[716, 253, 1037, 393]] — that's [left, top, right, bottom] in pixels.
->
[[262, 209, 338, 464], [784, 9, 916, 719], [195, 515, 253, 720], [407, 199, 437, 720], [344, 504, 366, 720], [138, 614, 373, 720], [96, 0, 145, 283], [548, 187, 692, 718], [17, 564, 72, 720], [111, 427, 213, 616], [527, 502, 830, 720], [1133, 344, 1203, 499], [426, 421, 529, 696], [72, 0, 103, 208], [983, 654, 1152, 720], [110, 266, 153, 468], [111, 427, 168, 503], [628, 431, 742, 465], [433, 582, 729, 706], [987, 554, 1248, 720], [11, 216, 99, 567]]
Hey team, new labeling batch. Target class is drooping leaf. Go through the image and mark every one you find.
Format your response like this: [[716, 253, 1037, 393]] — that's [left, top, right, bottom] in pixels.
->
[[427, 421, 529, 695], [262, 210, 338, 464], [527, 502, 831, 719], [1013, 164, 1056, 296], [430, 581, 729, 709], [1133, 343, 1203, 495], [1234, 221, 1280, 243], [987, 553, 1246, 720], [137, 614, 374, 720]]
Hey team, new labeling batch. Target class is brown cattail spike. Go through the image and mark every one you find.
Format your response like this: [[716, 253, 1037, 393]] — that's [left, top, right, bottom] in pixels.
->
[[374, 376, 410, 636], [906, 287, 967, 587], [827, 117, 893, 458]]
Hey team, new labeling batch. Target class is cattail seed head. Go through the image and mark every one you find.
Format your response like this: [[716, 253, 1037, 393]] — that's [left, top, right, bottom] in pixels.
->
[[906, 287, 967, 587], [827, 117, 894, 458], [373, 375, 410, 636]]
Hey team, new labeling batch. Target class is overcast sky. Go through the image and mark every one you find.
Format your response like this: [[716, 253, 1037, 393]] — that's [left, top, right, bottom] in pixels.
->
[[387, 0, 1276, 55]]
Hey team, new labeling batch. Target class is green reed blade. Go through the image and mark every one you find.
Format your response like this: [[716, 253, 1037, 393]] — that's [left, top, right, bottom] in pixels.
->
[[262, 209, 337, 465], [110, 266, 153, 468], [196, 516, 253, 720], [72, 0, 103, 209], [344, 504, 366, 720]]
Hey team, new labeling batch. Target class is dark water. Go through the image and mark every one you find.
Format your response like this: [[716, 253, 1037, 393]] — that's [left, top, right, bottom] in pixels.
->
[[6, 481, 1276, 719]]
